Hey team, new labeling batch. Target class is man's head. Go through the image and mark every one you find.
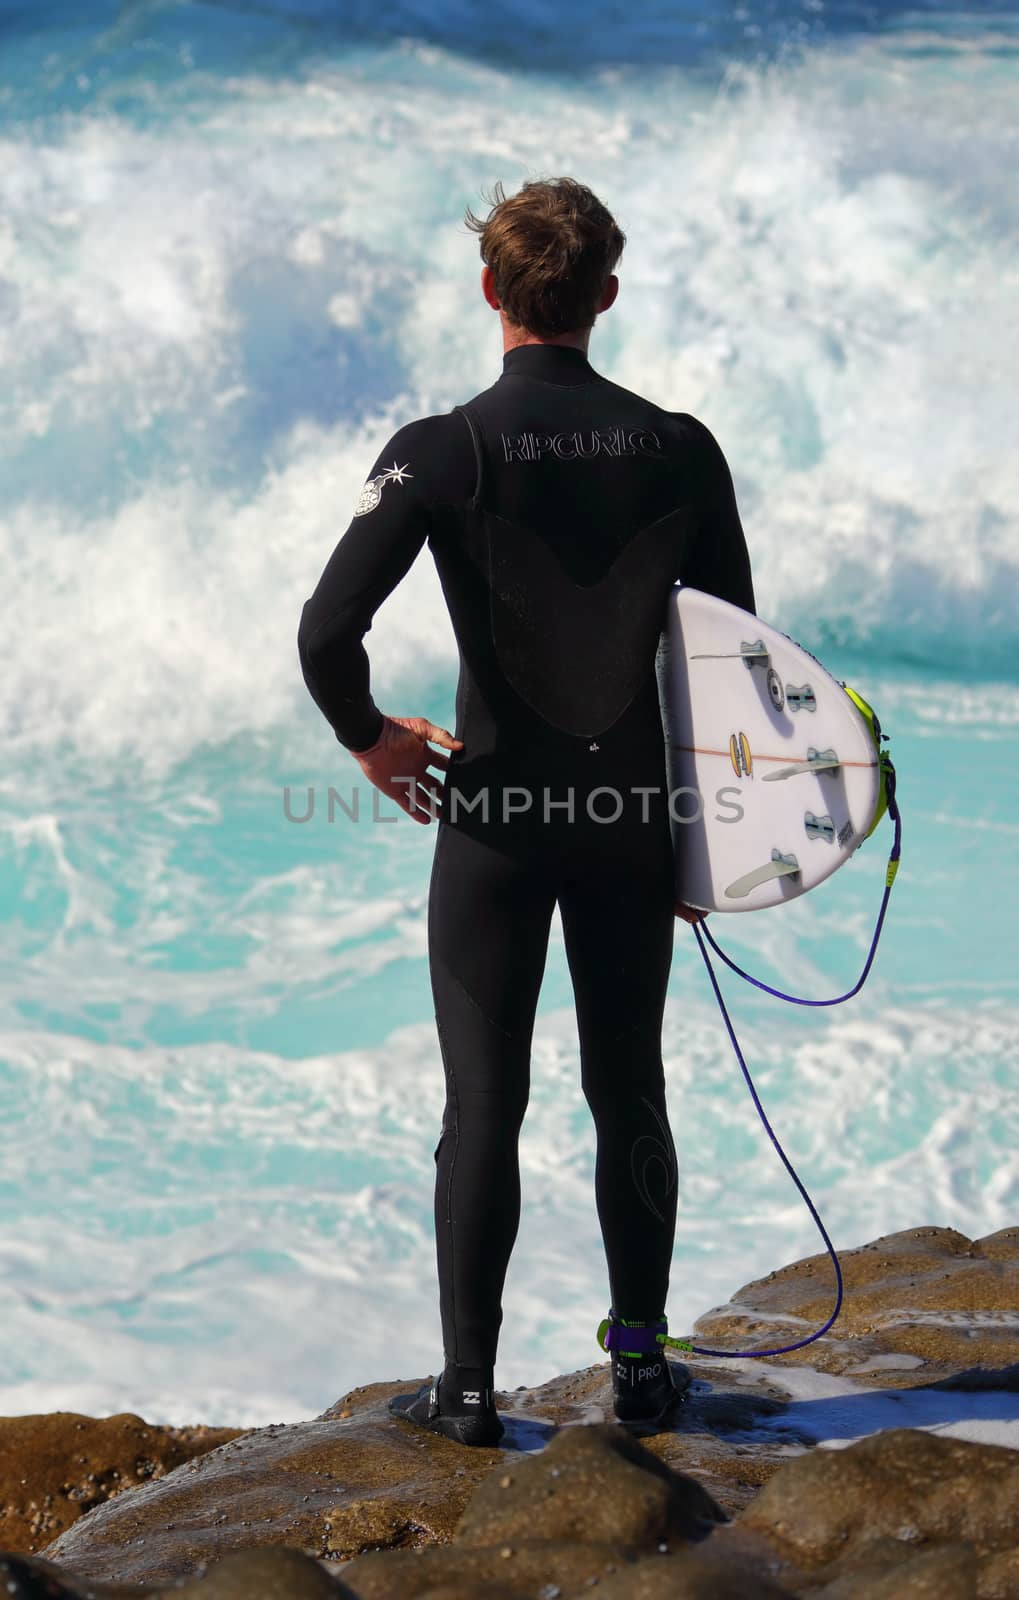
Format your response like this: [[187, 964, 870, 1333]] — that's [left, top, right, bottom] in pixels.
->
[[464, 177, 624, 349]]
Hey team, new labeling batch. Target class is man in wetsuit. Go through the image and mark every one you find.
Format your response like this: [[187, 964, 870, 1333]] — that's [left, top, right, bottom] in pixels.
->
[[297, 177, 754, 1447]]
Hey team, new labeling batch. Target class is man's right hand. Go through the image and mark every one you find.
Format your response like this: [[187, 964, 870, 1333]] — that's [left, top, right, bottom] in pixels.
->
[[351, 715, 463, 824]]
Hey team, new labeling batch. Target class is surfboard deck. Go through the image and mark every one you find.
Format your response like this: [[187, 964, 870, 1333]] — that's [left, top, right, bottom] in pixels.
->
[[657, 587, 880, 912]]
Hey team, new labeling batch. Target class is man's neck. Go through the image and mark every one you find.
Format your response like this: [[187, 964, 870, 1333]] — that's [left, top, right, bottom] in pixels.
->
[[500, 319, 591, 357]]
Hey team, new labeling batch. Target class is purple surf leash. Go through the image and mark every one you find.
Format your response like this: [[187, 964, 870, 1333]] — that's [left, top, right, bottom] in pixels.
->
[[651, 766, 903, 1362], [700, 764, 901, 1009]]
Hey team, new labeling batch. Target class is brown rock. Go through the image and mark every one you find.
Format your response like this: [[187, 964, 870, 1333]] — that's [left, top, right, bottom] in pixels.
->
[[976, 1227, 1019, 1263], [0, 1551, 91, 1599], [808, 1535, 1019, 1599], [35, 1381, 499, 1587], [156, 1544, 357, 1596], [340, 1423, 728, 1599], [977, 1545, 1019, 1600], [740, 1427, 1019, 1569], [412, 1590, 520, 1600], [338, 1538, 637, 1598], [594, 1545, 795, 1598], [0, 1411, 242, 1556], [343, 1526, 799, 1600], [0, 1545, 358, 1597], [411, 1590, 520, 1600], [453, 1422, 726, 1552], [693, 1226, 1019, 1381], [808, 1540, 977, 1598]]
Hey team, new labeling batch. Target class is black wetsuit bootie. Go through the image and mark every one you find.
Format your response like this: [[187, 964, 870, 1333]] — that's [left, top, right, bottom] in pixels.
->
[[387, 1364, 504, 1447], [601, 1309, 691, 1426]]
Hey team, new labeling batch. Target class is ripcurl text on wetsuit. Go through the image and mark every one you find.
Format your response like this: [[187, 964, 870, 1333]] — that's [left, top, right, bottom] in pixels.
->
[[298, 342, 755, 1394]]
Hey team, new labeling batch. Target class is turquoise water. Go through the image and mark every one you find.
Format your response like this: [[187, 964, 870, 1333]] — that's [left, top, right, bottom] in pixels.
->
[[0, 0, 1016, 1426]]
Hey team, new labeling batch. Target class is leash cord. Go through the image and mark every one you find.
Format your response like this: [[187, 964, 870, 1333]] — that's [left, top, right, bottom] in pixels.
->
[[669, 778, 902, 1359]]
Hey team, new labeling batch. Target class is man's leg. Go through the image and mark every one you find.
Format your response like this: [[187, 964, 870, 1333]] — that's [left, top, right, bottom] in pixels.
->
[[427, 820, 556, 1385], [556, 843, 678, 1324]]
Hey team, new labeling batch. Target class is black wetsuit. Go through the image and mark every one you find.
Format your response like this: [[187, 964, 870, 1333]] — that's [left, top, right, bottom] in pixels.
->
[[298, 343, 754, 1395]]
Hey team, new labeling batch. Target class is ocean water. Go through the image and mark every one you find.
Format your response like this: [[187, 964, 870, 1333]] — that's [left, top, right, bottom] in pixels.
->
[[0, 0, 1017, 1428]]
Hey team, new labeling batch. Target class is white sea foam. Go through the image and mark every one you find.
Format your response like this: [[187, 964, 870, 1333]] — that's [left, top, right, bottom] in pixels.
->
[[0, 35, 1015, 776], [0, 996, 1013, 1426]]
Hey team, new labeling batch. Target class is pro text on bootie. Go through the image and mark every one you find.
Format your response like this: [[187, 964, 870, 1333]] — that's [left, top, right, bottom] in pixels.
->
[[599, 1309, 691, 1427]]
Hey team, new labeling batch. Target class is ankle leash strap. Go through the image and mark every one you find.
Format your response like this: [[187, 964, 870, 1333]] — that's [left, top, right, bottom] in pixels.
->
[[596, 1314, 694, 1357]]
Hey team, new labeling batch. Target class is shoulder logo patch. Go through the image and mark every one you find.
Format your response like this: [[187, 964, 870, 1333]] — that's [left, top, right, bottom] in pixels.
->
[[353, 461, 413, 516]]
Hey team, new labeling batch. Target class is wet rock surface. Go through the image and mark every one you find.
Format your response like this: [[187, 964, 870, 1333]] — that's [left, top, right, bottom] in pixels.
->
[[0, 1411, 244, 1556], [20, 1398, 497, 1587], [741, 1427, 1019, 1595], [694, 1223, 1019, 1382], [0, 1225, 1012, 1597]]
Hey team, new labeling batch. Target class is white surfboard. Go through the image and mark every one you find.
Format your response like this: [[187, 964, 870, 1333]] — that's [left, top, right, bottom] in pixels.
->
[[657, 587, 881, 912]]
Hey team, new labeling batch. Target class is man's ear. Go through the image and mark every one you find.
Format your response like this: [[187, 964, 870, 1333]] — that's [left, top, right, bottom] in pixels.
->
[[599, 274, 619, 314], [481, 264, 501, 311]]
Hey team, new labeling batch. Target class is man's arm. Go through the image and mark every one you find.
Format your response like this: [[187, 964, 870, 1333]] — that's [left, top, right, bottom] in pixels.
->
[[297, 418, 436, 752], [670, 418, 754, 925], [677, 416, 756, 616]]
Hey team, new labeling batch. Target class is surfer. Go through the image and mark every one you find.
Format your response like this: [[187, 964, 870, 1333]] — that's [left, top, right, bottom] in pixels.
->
[[297, 177, 755, 1445]]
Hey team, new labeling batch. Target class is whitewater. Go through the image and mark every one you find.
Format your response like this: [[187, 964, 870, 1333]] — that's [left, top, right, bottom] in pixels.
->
[[0, 0, 1016, 1426]]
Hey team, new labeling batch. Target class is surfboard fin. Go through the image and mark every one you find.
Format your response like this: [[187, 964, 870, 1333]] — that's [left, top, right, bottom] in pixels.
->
[[724, 851, 800, 900], [762, 748, 841, 781], [691, 640, 770, 667]]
